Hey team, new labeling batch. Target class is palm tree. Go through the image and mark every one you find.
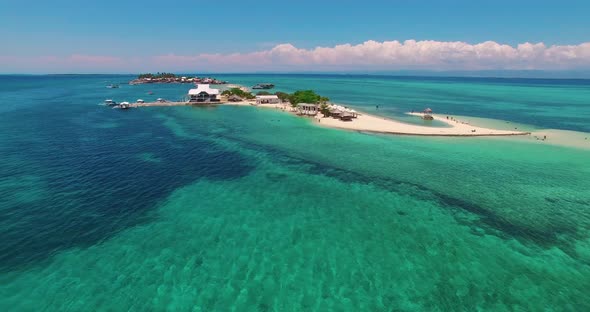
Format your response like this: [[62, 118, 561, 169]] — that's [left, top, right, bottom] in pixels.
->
[[320, 103, 330, 117]]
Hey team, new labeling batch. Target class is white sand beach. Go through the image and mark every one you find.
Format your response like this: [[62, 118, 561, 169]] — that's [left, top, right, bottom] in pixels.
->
[[227, 102, 528, 136], [318, 112, 528, 136], [129, 100, 589, 149]]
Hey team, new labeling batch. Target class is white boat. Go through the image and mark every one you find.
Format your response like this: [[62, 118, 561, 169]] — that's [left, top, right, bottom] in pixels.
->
[[104, 99, 117, 106], [136, 99, 145, 103], [119, 101, 130, 109]]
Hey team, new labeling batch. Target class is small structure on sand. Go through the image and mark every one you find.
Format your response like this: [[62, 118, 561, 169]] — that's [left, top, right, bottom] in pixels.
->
[[298, 103, 318, 116], [188, 84, 221, 103], [325, 104, 358, 119], [256, 95, 280, 104], [329, 108, 342, 118], [228, 95, 243, 102], [340, 112, 354, 121], [422, 108, 434, 120], [119, 102, 130, 109]]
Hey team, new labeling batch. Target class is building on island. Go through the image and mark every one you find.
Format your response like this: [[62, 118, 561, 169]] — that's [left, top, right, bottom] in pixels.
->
[[188, 84, 220, 103], [340, 112, 354, 121], [255, 95, 280, 104], [297, 103, 319, 116], [228, 95, 243, 102], [329, 108, 342, 118]]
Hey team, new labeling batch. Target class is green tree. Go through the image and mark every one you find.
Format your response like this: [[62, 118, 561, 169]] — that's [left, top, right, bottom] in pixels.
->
[[320, 103, 330, 117], [222, 88, 255, 99], [256, 91, 271, 95], [289, 90, 321, 106], [274, 91, 290, 102]]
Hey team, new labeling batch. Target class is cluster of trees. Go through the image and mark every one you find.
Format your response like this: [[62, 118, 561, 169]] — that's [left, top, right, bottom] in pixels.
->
[[222, 89, 329, 106], [221, 88, 256, 99], [274, 92, 290, 102], [287, 90, 329, 107], [138, 72, 177, 79]]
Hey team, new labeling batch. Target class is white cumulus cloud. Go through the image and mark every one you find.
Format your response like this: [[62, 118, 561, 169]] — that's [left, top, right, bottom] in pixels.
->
[[2, 40, 590, 73], [152, 40, 590, 71]]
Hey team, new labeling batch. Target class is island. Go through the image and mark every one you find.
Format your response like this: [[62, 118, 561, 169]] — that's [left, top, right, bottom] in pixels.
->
[[107, 85, 532, 138], [129, 73, 227, 85]]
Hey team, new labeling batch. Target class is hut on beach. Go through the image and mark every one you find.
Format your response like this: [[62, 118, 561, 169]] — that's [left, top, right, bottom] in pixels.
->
[[256, 95, 280, 104], [188, 84, 221, 103], [297, 103, 319, 116], [329, 108, 342, 118], [228, 95, 243, 102], [340, 112, 354, 121]]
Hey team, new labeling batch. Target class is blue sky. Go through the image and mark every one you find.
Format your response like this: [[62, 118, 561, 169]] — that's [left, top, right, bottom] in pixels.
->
[[1, 0, 589, 73]]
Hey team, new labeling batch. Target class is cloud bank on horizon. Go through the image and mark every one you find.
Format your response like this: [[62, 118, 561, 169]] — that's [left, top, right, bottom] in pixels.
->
[[3, 40, 590, 73]]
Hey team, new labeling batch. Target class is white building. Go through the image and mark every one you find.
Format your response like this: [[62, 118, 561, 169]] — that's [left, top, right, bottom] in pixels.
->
[[255, 95, 280, 104], [297, 103, 318, 116], [188, 84, 220, 102]]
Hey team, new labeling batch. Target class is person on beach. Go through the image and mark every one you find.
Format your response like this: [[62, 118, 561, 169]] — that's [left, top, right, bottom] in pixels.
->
[[376, 105, 379, 110]]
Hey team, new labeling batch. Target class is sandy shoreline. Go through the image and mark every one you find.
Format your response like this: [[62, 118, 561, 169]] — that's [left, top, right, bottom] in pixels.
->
[[320, 112, 528, 136], [129, 100, 590, 149], [228, 102, 528, 136], [228, 102, 590, 149]]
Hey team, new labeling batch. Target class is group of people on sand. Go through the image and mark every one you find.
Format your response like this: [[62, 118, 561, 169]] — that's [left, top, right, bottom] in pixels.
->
[[532, 135, 548, 141], [446, 115, 469, 125]]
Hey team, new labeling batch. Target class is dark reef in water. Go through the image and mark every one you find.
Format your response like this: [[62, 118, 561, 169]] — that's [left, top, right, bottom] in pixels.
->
[[0, 105, 253, 272], [218, 134, 585, 259]]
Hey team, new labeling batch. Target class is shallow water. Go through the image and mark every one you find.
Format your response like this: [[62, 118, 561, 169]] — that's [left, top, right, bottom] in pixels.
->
[[1, 75, 589, 311]]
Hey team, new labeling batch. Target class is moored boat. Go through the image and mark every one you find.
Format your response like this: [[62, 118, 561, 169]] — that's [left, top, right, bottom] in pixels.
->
[[119, 102, 130, 109], [252, 83, 275, 89], [104, 99, 117, 106]]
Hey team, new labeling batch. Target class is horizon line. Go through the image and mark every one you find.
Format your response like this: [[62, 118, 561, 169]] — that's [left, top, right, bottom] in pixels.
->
[[2, 70, 590, 80]]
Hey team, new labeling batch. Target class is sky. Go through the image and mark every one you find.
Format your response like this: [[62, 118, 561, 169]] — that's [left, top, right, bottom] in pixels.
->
[[1, 0, 589, 74]]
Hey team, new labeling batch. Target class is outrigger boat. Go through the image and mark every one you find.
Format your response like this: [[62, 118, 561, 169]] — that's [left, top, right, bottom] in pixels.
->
[[104, 99, 117, 106]]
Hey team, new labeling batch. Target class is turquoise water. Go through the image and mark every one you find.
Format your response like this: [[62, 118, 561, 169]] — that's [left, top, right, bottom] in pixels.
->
[[1, 75, 589, 311]]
